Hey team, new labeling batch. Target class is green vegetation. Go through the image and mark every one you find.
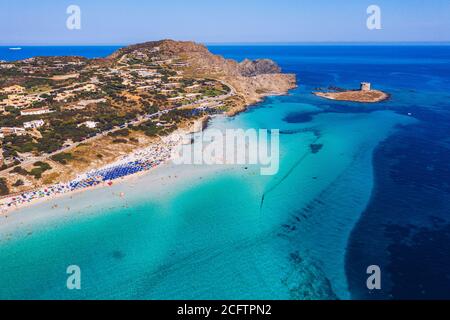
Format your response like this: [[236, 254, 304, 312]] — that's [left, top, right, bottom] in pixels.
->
[[0, 109, 22, 127], [33, 161, 52, 171], [28, 162, 52, 179], [0, 178, 9, 196], [10, 162, 52, 180], [134, 121, 160, 137], [142, 103, 159, 114], [22, 78, 54, 89], [12, 166, 28, 176], [109, 129, 130, 137], [133, 109, 203, 138], [202, 88, 224, 97], [158, 125, 178, 136], [160, 109, 198, 122], [3, 135, 36, 154], [13, 179, 24, 187], [0, 43, 233, 177], [51, 152, 74, 165], [37, 121, 95, 153]]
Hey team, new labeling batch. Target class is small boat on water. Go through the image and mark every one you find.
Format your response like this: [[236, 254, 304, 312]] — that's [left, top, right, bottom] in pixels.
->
[[9, 47, 22, 51]]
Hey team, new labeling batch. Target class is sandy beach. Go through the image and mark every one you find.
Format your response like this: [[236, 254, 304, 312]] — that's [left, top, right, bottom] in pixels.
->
[[0, 120, 202, 217], [0, 151, 243, 237], [0, 113, 253, 228]]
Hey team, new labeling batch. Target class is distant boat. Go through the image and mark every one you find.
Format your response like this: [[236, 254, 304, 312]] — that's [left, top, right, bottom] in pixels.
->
[[9, 47, 22, 51]]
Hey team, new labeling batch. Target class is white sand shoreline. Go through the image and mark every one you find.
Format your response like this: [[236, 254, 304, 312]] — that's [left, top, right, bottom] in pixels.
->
[[0, 155, 242, 235], [1, 160, 165, 217], [0, 114, 248, 227], [0, 123, 199, 218]]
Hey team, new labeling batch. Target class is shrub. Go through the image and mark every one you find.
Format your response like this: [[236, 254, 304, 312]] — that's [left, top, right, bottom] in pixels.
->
[[12, 166, 28, 176], [0, 178, 9, 196], [13, 179, 24, 187], [33, 161, 52, 171], [29, 168, 43, 179], [29, 161, 52, 179], [51, 152, 73, 165], [112, 138, 128, 144], [108, 129, 130, 137]]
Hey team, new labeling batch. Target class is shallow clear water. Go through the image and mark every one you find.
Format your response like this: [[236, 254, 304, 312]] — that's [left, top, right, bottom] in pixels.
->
[[1, 45, 449, 300]]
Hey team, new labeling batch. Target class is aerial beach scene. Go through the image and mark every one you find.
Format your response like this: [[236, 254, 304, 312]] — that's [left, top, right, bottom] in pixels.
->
[[0, 0, 450, 303]]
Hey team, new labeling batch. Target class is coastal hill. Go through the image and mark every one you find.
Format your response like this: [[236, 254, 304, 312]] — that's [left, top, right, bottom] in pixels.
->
[[0, 40, 296, 197], [108, 40, 297, 113], [109, 40, 282, 77]]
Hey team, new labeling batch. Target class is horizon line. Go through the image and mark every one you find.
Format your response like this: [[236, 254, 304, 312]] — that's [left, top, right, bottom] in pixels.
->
[[1, 41, 450, 47]]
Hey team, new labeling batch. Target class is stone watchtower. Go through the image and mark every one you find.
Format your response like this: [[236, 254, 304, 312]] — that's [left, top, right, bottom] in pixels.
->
[[360, 82, 371, 91]]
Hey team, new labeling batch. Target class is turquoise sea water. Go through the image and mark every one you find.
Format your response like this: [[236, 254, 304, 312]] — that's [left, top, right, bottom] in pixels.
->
[[0, 45, 449, 299]]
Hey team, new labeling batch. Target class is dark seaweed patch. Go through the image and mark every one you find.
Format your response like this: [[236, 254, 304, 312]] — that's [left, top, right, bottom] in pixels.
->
[[310, 144, 323, 154], [282, 251, 338, 300], [112, 250, 126, 260], [283, 111, 320, 124]]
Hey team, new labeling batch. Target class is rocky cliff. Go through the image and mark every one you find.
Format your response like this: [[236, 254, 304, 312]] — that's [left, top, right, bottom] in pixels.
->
[[238, 59, 281, 77]]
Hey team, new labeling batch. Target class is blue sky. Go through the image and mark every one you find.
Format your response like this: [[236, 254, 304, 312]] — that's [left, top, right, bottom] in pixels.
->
[[1, 0, 450, 45]]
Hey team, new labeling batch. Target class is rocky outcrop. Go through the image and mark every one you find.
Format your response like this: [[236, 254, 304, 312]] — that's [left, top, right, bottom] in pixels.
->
[[313, 89, 389, 103], [225, 73, 296, 110], [238, 59, 281, 77]]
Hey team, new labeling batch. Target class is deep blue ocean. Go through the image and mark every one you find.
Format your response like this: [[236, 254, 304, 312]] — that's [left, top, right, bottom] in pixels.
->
[[209, 45, 450, 299], [1, 45, 450, 299]]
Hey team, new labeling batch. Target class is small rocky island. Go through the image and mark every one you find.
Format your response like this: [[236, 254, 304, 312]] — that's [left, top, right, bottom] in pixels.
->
[[313, 82, 389, 103]]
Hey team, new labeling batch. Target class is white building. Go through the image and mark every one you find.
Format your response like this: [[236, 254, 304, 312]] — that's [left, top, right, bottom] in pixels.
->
[[23, 119, 45, 129], [162, 83, 181, 88], [167, 96, 184, 102], [0, 127, 26, 137], [68, 98, 106, 110], [20, 107, 54, 116], [78, 121, 98, 129], [0, 64, 15, 69], [137, 69, 157, 78], [360, 82, 372, 91]]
